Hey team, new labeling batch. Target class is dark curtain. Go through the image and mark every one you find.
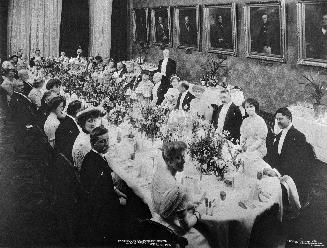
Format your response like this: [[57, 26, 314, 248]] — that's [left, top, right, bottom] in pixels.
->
[[0, 0, 9, 61], [59, 0, 89, 58], [111, 0, 128, 61]]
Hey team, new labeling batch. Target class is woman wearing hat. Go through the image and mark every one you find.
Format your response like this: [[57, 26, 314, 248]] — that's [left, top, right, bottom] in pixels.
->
[[44, 96, 66, 147], [72, 107, 105, 170], [152, 187, 212, 248]]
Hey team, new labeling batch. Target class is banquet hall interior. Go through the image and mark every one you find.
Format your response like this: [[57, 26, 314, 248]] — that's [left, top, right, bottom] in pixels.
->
[[0, 0, 327, 247]]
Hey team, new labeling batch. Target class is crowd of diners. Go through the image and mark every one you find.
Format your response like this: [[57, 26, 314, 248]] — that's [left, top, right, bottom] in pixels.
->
[[0, 47, 317, 247]]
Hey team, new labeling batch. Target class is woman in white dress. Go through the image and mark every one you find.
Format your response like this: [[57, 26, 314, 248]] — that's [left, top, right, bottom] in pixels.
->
[[44, 96, 66, 147], [238, 98, 270, 177], [72, 107, 104, 170], [161, 75, 180, 110], [189, 85, 212, 120], [135, 71, 154, 103]]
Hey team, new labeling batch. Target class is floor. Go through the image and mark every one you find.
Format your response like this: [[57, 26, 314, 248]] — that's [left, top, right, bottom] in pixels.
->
[[0, 103, 326, 247]]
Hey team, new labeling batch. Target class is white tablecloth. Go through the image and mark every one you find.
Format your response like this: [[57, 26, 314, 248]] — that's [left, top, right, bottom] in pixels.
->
[[107, 139, 282, 247]]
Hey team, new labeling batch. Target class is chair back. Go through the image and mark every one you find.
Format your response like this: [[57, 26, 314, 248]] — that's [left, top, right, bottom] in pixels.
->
[[133, 219, 188, 248]]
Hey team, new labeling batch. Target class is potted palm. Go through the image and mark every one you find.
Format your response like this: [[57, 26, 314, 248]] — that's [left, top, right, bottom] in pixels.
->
[[301, 73, 327, 117]]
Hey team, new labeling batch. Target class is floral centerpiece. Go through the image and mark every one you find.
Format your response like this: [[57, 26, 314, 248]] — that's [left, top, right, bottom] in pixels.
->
[[107, 104, 129, 126], [138, 104, 167, 142], [188, 129, 244, 180], [188, 130, 225, 178]]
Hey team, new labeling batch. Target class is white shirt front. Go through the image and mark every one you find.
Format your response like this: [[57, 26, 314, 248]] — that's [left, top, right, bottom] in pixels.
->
[[278, 123, 293, 155], [322, 28, 327, 35], [161, 58, 168, 76], [44, 112, 60, 144], [179, 91, 188, 110], [217, 102, 232, 133], [113, 69, 123, 78]]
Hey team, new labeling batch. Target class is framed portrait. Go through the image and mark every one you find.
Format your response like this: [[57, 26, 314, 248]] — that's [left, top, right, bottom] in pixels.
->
[[204, 4, 237, 56], [298, 0, 327, 67], [151, 7, 172, 46], [175, 6, 201, 50], [132, 8, 150, 44], [244, 1, 286, 62]]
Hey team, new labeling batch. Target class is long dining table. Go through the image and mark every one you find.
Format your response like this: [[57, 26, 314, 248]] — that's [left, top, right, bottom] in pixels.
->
[[105, 133, 284, 247]]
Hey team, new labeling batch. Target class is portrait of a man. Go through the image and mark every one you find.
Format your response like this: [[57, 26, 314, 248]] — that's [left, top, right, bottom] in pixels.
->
[[155, 16, 169, 44], [208, 7, 233, 50], [304, 3, 327, 60], [178, 8, 198, 48], [152, 8, 170, 45], [249, 7, 281, 56]]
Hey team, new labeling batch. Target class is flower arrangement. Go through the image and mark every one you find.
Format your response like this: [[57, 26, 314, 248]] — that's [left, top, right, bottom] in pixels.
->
[[300, 72, 327, 106], [188, 130, 226, 178], [138, 104, 167, 141], [107, 104, 128, 126]]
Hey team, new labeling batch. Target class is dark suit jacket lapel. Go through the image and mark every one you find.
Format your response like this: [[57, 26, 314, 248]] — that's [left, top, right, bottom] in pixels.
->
[[223, 103, 234, 130], [280, 126, 295, 156]]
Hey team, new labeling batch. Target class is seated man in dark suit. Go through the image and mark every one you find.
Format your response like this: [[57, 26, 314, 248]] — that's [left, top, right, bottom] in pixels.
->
[[211, 89, 243, 143], [9, 81, 37, 128], [264, 107, 314, 204], [80, 126, 123, 245], [55, 100, 82, 163], [175, 81, 195, 112]]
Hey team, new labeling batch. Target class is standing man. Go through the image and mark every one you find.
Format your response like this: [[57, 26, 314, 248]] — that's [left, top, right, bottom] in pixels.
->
[[211, 89, 243, 143], [156, 48, 176, 105]]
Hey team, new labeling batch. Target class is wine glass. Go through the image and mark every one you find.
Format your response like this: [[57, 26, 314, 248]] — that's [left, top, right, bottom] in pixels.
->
[[220, 191, 226, 201]]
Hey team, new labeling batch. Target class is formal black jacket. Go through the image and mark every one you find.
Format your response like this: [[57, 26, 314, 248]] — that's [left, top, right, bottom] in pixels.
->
[[264, 126, 315, 203], [175, 91, 195, 112], [211, 103, 243, 143], [22, 81, 33, 96], [80, 150, 122, 242], [9, 91, 37, 127], [156, 58, 176, 105], [55, 115, 80, 163]]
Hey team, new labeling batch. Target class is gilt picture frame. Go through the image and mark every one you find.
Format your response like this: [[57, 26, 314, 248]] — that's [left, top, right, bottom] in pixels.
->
[[244, 0, 286, 62]]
